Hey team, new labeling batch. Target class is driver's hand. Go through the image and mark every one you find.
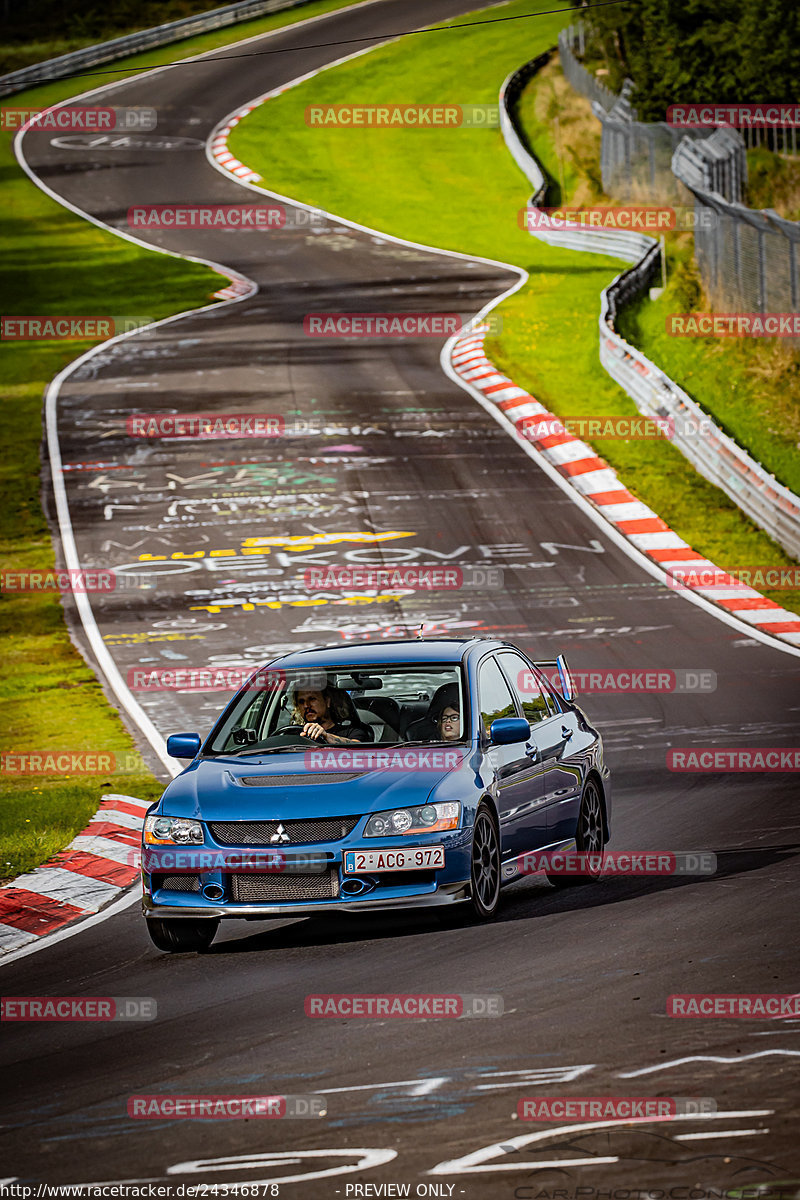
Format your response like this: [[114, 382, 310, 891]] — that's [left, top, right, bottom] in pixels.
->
[[302, 722, 328, 742]]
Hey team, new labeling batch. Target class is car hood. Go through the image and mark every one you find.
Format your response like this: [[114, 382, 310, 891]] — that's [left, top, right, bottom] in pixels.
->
[[156, 748, 472, 822]]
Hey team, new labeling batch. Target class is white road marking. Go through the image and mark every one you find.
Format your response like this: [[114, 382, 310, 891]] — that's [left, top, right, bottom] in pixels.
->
[[428, 1110, 774, 1175], [675, 1129, 768, 1140], [319, 1077, 448, 1097], [619, 1050, 800, 1077], [167, 1148, 398, 1186], [474, 1065, 594, 1090]]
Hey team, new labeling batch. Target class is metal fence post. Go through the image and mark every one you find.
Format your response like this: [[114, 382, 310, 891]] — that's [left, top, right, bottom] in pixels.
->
[[757, 228, 767, 313]]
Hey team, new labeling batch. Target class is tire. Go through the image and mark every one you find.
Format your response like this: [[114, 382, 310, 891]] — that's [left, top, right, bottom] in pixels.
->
[[467, 805, 501, 920], [147, 917, 219, 953], [547, 777, 606, 888]]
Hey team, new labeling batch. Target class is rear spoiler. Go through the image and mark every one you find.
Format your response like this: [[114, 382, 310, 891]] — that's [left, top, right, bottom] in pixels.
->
[[533, 654, 577, 701]]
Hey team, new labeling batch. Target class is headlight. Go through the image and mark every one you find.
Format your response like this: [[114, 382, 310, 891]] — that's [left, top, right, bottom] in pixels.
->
[[144, 814, 204, 845], [364, 802, 460, 837]]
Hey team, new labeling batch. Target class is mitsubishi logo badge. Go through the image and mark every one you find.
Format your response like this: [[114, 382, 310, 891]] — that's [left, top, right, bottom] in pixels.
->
[[271, 823, 291, 843]]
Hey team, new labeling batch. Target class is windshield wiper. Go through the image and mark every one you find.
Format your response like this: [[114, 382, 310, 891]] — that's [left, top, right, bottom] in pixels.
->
[[216, 744, 309, 757]]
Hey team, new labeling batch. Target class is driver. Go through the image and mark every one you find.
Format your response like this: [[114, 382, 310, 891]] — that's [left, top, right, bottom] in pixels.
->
[[291, 684, 371, 745]]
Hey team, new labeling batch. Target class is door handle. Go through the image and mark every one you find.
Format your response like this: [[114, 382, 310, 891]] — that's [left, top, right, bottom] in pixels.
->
[[561, 727, 573, 741]]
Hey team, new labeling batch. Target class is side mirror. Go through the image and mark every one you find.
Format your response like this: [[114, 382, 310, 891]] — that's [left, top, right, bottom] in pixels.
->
[[490, 717, 530, 746], [166, 733, 202, 759], [556, 654, 577, 701]]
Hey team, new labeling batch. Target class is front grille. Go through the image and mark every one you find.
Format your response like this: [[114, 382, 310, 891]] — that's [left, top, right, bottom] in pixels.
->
[[230, 870, 340, 903], [210, 817, 360, 845], [156, 875, 201, 893], [240, 772, 364, 786]]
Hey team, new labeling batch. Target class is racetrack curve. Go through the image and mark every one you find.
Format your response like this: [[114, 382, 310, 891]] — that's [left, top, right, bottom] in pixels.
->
[[4, 0, 800, 1192]]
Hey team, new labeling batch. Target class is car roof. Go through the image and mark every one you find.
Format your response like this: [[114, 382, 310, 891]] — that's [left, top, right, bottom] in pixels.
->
[[268, 637, 508, 668]]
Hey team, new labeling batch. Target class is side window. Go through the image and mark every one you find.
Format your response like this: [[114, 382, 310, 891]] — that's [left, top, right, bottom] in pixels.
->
[[477, 656, 518, 736], [498, 652, 557, 723]]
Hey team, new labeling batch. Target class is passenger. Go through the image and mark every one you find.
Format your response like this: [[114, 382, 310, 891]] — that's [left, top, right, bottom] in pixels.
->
[[430, 683, 462, 742], [437, 705, 461, 742], [292, 684, 371, 745]]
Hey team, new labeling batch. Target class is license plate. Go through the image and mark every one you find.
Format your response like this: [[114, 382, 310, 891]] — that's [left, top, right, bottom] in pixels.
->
[[343, 846, 445, 874]]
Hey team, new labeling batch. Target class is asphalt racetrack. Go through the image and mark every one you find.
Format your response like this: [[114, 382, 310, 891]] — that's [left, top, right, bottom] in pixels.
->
[[3, 0, 800, 1194]]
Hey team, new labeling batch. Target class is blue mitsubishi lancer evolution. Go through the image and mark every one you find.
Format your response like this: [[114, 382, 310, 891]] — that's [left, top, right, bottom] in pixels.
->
[[142, 638, 611, 951]]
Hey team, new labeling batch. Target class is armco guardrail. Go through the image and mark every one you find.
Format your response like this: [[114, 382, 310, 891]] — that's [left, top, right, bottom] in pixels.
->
[[500, 52, 800, 561], [500, 60, 653, 264], [0, 0, 314, 97], [673, 133, 800, 315], [559, 24, 726, 207]]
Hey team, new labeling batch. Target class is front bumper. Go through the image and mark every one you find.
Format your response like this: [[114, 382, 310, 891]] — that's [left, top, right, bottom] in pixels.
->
[[142, 826, 472, 919], [142, 880, 469, 919]]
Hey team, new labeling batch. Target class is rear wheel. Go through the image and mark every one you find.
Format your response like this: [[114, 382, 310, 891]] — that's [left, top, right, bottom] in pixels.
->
[[547, 778, 606, 888], [147, 918, 219, 953], [467, 805, 501, 920]]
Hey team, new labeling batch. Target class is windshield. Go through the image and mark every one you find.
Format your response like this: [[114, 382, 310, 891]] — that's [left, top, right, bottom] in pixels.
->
[[205, 663, 467, 756]]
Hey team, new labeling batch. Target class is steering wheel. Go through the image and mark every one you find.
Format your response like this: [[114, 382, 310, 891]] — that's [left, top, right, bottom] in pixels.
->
[[272, 724, 322, 741]]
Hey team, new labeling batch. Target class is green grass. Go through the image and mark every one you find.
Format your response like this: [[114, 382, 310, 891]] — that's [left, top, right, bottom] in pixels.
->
[[516, 62, 800, 498], [618, 257, 800, 497], [1, 0, 366, 883], [517, 61, 800, 497], [746, 146, 800, 221], [228, 0, 800, 616]]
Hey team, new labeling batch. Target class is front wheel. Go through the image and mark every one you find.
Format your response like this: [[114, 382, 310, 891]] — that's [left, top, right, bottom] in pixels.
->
[[467, 805, 501, 920], [147, 917, 219, 953], [547, 778, 606, 888]]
